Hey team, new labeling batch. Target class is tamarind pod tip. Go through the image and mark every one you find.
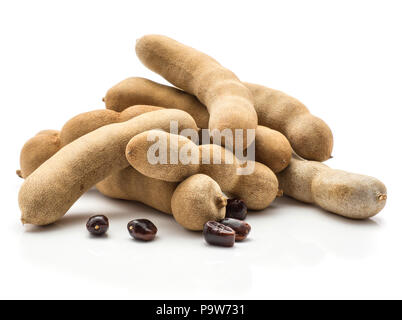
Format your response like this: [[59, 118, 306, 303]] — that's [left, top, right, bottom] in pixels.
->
[[378, 194, 387, 201], [216, 196, 227, 209], [16, 170, 23, 178]]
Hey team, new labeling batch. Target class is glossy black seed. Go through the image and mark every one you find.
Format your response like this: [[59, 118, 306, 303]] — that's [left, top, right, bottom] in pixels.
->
[[203, 221, 235, 247], [86, 215, 109, 236], [128, 219, 157, 241], [225, 199, 247, 220], [220, 218, 251, 241]]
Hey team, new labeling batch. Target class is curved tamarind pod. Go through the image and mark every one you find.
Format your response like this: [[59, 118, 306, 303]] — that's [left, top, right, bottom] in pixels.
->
[[18, 109, 198, 226], [126, 130, 278, 210], [277, 158, 387, 219], [18, 105, 163, 179], [18, 130, 61, 178], [255, 125, 292, 173], [135, 34, 258, 149], [60, 105, 163, 146], [104, 77, 292, 172], [103, 77, 209, 128], [97, 166, 178, 214], [245, 83, 333, 161], [98, 170, 226, 231], [18, 108, 224, 230], [106, 77, 332, 161]]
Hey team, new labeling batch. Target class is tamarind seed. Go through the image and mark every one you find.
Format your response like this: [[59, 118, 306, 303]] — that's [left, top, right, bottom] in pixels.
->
[[225, 199, 247, 220], [220, 218, 251, 241], [127, 219, 157, 241], [86, 215, 109, 236], [203, 221, 235, 247]]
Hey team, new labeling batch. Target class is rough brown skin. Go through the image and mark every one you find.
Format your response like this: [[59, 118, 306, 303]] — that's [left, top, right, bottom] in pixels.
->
[[97, 166, 178, 214], [103, 77, 209, 128], [18, 106, 225, 230], [171, 174, 227, 231], [17, 105, 163, 179], [105, 77, 333, 161], [135, 35, 258, 149], [97, 169, 225, 231], [255, 125, 292, 173], [246, 83, 333, 161], [18, 130, 61, 178], [126, 131, 279, 210], [60, 105, 163, 146], [19, 103, 290, 176], [277, 158, 387, 219], [104, 77, 292, 172], [18, 109, 198, 226]]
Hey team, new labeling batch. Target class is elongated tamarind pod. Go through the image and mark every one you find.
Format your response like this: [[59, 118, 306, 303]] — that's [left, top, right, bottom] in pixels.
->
[[105, 77, 333, 161], [245, 83, 333, 161], [104, 78, 292, 172], [59, 105, 163, 146], [17, 130, 61, 178], [255, 125, 292, 173], [97, 166, 178, 214], [18, 109, 198, 225], [126, 130, 278, 210], [19, 104, 291, 176], [135, 34, 258, 149], [18, 108, 224, 230], [277, 158, 387, 219], [103, 77, 209, 128], [18, 105, 163, 179], [97, 169, 226, 231]]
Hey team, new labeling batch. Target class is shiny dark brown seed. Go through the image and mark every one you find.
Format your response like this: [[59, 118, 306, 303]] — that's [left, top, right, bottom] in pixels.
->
[[226, 199, 247, 220], [127, 219, 157, 241], [203, 221, 235, 247], [86, 215, 109, 236], [220, 218, 251, 241]]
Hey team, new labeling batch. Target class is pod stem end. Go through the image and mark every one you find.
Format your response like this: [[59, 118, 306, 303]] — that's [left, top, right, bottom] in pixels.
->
[[216, 196, 227, 208], [378, 194, 387, 201]]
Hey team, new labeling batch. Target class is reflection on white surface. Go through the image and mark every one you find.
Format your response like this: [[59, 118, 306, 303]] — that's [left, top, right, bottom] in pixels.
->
[[8, 187, 388, 299]]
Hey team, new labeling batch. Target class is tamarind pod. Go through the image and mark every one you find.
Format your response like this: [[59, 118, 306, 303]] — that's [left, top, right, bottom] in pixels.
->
[[135, 34, 258, 149], [18, 109, 198, 225], [277, 158, 387, 219], [18, 105, 163, 178], [126, 130, 279, 210], [97, 169, 226, 231], [18, 130, 61, 178], [245, 83, 333, 161], [104, 78, 292, 172]]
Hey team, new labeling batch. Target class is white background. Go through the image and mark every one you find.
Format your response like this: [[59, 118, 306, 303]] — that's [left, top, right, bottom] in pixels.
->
[[0, 0, 401, 300]]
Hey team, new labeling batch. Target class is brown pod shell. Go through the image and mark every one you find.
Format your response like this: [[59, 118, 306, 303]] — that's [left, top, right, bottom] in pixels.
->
[[171, 174, 227, 231], [246, 83, 333, 161], [104, 77, 209, 128], [277, 158, 387, 219], [104, 77, 292, 172], [18, 109, 198, 226], [18, 130, 61, 178], [96, 167, 178, 214], [135, 35, 257, 149], [18, 105, 163, 179], [126, 130, 278, 210]]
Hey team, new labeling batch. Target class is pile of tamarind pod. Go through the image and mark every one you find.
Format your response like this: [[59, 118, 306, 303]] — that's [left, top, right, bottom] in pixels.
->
[[17, 34, 387, 231]]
